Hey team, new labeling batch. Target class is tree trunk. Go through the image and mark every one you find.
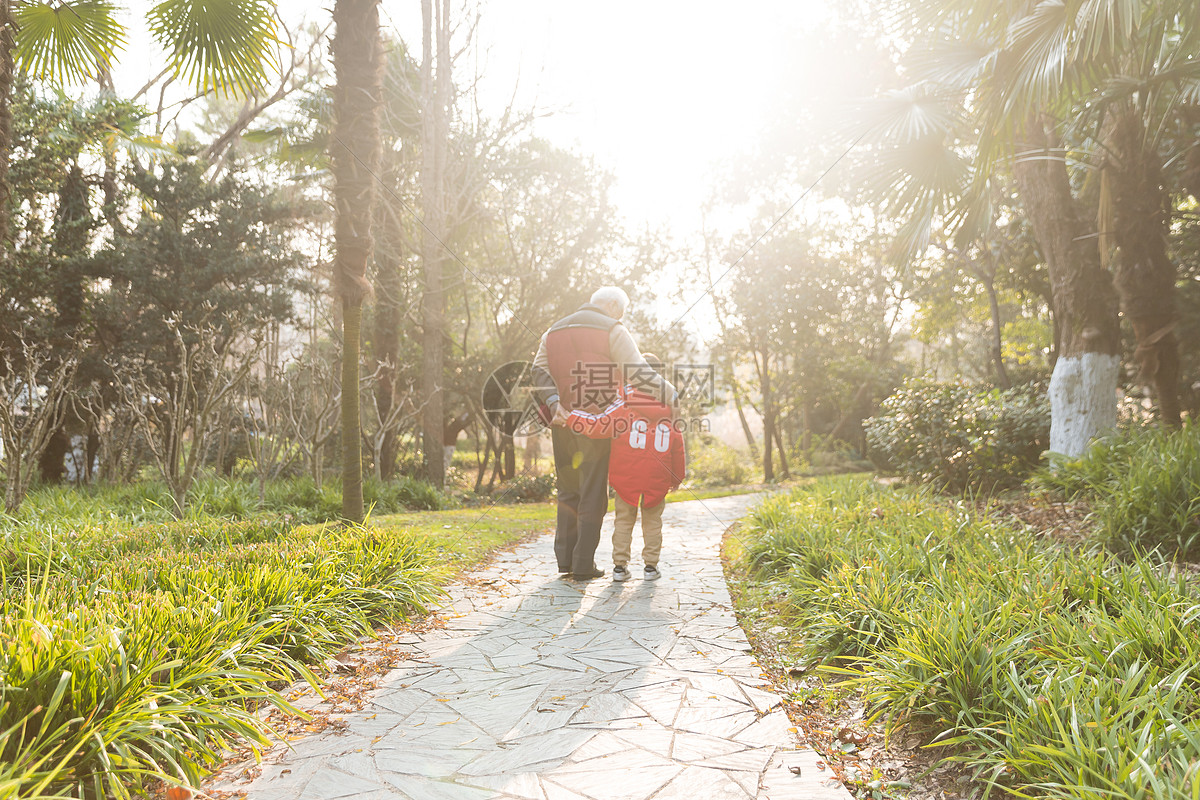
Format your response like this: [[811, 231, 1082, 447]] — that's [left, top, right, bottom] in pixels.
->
[[800, 401, 812, 453], [38, 429, 68, 484], [761, 344, 774, 482], [731, 382, 759, 460], [36, 162, 93, 485], [488, 431, 502, 491], [214, 419, 230, 477], [4, 459, 23, 515], [474, 424, 492, 493], [309, 290, 325, 489], [827, 380, 873, 445], [772, 424, 790, 480], [1013, 116, 1121, 457], [502, 433, 515, 480], [1106, 106, 1181, 428], [372, 237, 402, 480], [340, 301, 365, 520], [981, 272, 1011, 390], [85, 427, 99, 483], [313, 434, 324, 488], [170, 481, 187, 519], [0, 1, 14, 256], [523, 431, 541, 473], [332, 0, 384, 523], [420, 0, 447, 488]]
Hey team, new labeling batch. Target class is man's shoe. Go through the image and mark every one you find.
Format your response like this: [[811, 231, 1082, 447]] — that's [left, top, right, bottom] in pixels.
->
[[643, 565, 661, 581], [569, 567, 605, 580], [612, 565, 630, 582]]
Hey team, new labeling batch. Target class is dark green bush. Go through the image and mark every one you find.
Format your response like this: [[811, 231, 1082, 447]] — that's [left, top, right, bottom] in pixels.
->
[[865, 377, 1049, 493], [496, 473, 556, 502], [1036, 424, 1200, 561]]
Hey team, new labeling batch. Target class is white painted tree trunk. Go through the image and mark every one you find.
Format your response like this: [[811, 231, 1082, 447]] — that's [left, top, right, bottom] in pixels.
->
[[1048, 352, 1120, 457]]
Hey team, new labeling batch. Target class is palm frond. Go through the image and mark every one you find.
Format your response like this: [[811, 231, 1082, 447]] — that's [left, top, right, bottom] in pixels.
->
[[868, 135, 971, 235], [864, 84, 967, 143], [1073, 0, 1142, 62], [1098, 164, 1115, 271], [14, 0, 125, 84], [950, 180, 995, 249], [147, 0, 280, 98], [1004, 0, 1073, 114], [890, 202, 938, 263], [1178, 78, 1200, 106], [104, 128, 179, 162], [907, 37, 999, 89]]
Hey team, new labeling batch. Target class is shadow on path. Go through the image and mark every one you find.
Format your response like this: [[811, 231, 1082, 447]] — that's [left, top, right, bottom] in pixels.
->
[[207, 494, 848, 800]]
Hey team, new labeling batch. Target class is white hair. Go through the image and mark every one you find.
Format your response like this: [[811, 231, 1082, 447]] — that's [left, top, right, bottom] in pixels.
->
[[590, 286, 630, 315]]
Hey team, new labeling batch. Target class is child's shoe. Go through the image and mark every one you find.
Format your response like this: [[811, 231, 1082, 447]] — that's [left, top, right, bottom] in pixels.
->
[[643, 565, 661, 581], [612, 565, 630, 582]]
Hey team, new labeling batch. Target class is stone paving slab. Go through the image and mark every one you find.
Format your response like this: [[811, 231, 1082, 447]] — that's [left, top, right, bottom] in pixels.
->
[[207, 494, 850, 800]]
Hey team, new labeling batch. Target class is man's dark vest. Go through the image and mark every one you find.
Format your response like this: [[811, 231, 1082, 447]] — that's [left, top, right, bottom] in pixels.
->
[[546, 304, 619, 414]]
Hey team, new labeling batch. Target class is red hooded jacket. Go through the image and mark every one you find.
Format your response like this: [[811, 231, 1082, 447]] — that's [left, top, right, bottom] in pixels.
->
[[566, 386, 686, 508]]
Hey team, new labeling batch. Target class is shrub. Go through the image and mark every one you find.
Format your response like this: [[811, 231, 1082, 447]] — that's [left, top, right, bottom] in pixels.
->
[[1036, 424, 1200, 561], [806, 447, 871, 473], [496, 473, 555, 503], [365, 476, 445, 513], [688, 435, 752, 486], [865, 377, 1049, 493], [261, 475, 342, 523]]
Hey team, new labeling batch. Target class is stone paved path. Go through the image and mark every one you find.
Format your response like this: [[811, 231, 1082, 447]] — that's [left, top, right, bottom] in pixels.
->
[[209, 494, 849, 800]]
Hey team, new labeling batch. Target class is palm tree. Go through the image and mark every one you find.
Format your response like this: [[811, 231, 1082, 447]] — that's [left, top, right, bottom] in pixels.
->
[[0, 1, 16, 253], [867, 0, 1199, 450], [948, 0, 1199, 427], [331, 0, 383, 522], [420, 0, 449, 489], [0, 0, 280, 282], [864, 79, 1121, 457], [981, 1, 1196, 425]]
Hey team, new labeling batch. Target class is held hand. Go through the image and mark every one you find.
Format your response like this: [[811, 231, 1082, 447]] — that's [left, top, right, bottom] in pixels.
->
[[550, 402, 570, 427]]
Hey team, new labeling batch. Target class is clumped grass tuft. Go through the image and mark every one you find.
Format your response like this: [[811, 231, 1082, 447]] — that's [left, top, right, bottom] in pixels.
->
[[1036, 424, 1200, 561], [0, 515, 443, 798], [740, 475, 1200, 799]]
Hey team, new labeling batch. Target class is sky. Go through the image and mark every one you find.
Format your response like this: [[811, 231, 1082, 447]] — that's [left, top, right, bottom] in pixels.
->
[[453, 0, 832, 233], [101, 0, 857, 435], [111, 0, 835, 238]]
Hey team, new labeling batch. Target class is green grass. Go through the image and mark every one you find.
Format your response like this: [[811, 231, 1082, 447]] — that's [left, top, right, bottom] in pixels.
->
[[1036, 424, 1200, 561], [0, 498, 555, 798], [9, 475, 449, 530], [370, 504, 556, 578], [667, 485, 758, 503], [667, 476, 839, 504], [733, 475, 1200, 799]]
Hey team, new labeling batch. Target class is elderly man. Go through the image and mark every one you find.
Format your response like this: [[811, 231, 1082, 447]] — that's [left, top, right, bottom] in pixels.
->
[[532, 286, 676, 580]]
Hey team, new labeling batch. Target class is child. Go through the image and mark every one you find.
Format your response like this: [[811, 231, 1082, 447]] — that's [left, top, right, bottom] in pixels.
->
[[565, 354, 686, 582]]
